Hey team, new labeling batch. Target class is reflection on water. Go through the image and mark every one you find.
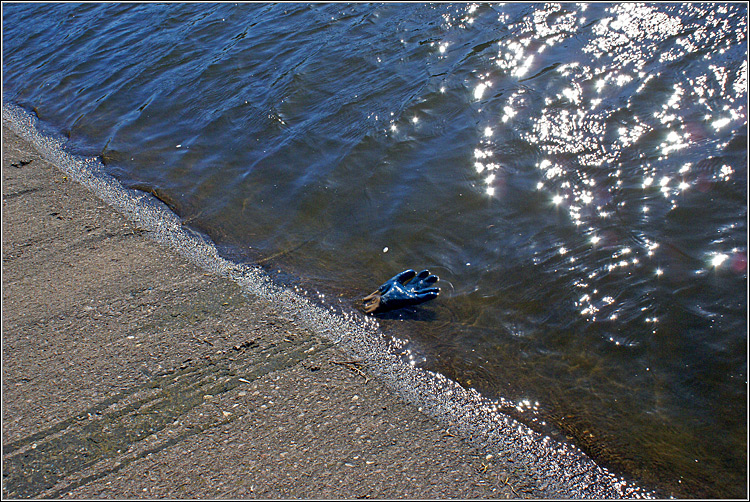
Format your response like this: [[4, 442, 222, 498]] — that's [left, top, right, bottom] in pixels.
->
[[3, 2, 747, 498], [460, 2, 746, 336], [427, 4, 746, 497]]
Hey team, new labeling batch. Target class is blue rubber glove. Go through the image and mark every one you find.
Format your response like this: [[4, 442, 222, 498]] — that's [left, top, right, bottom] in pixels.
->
[[363, 269, 440, 314]]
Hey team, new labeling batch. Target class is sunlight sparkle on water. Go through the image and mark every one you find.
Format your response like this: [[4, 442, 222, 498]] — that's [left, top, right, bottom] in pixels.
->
[[514, 55, 535, 77], [711, 253, 729, 268], [474, 82, 489, 100], [712, 117, 731, 130], [719, 164, 734, 180], [451, 5, 745, 483]]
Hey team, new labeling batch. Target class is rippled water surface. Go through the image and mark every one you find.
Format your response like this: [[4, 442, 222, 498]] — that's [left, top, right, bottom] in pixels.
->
[[3, 3, 747, 498]]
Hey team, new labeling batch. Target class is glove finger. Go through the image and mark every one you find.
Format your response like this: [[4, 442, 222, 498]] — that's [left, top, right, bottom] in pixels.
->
[[422, 273, 438, 285], [391, 269, 416, 285], [415, 289, 440, 303], [412, 270, 438, 288]]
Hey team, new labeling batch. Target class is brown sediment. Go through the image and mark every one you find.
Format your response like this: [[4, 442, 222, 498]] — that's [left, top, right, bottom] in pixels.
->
[[129, 183, 180, 214]]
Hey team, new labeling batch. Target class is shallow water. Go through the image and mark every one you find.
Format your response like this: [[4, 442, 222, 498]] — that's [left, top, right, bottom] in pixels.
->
[[3, 3, 747, 498]]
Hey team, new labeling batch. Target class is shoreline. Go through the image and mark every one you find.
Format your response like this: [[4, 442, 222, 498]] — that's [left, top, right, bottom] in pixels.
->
[[2, 104, 654, 499]]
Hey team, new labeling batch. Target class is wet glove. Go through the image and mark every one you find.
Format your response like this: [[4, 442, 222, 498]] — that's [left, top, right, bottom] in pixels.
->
[[363, 269, 440, 314]]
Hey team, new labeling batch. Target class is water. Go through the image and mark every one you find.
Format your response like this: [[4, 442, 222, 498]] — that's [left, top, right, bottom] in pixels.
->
[[3, 3, 746, 498]]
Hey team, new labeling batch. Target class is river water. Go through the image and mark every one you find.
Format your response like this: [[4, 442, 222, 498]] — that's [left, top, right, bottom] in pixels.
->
[[3, 3, 747, 498]]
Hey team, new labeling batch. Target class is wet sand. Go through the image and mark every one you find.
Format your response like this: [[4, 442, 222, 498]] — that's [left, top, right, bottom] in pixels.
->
[[2, 112, 652, 499]]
